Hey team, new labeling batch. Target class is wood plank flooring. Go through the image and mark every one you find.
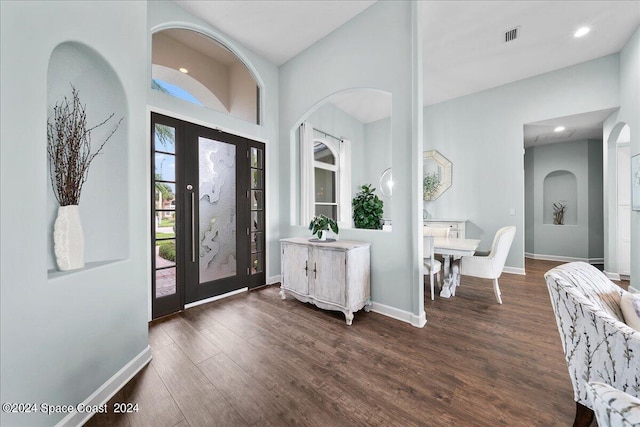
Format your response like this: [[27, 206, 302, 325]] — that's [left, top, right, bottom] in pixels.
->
[[87, 259, 629, 426]]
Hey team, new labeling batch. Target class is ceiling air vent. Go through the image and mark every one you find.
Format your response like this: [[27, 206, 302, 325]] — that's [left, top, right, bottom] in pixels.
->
[[504, 26, 520, 43]]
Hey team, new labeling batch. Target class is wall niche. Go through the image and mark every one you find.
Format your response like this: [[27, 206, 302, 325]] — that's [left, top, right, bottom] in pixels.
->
[[543, 170, 577, 225], [47, 42, 129, 275]]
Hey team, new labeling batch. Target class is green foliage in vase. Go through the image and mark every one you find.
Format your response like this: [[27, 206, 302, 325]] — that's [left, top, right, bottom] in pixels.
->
[[308, 214, 339, 239], [423, 172, 441, 200], [352, 184, 384, 229]]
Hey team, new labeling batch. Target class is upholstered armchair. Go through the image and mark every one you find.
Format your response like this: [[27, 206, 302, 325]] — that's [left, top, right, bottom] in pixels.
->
[[586, 382, 640, 427], [545, 262, 640, 427], [453, 226, 515, 303]]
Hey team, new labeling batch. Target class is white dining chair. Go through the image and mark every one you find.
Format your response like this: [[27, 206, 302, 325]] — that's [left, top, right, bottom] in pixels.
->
[[423, 235, 442, 300], [452, 226, 516, 303], [423, 226, 450, 238]]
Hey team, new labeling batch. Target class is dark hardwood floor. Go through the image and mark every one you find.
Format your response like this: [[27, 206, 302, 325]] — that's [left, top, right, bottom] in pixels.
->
[[87, 259, 628, 426]]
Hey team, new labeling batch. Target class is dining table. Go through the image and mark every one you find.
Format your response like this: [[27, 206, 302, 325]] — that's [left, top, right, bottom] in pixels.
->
[[432, 236, 480, 298]]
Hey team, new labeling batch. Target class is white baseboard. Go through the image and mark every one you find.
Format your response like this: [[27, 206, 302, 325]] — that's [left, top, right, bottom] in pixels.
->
[[525, 253, 604, 264], [268, 275, 281, 285], [628, 285, 639, 294], [603, 271, 621, 280], [56, 345, 152, 427], [503, 266, 525, 275], [370, 302, 426, 328], [185, 287, 248, 309]]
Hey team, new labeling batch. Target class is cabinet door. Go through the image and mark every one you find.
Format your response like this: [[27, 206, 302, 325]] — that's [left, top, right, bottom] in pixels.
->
[[282, 244, 309, 295], [312, 248, 346, 306]]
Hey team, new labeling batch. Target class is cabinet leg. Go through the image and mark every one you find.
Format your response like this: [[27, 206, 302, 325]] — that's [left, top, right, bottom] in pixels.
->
[[364, 299, 372, 312], [345, 311, 354, 326], [279, 288, 286, 300]]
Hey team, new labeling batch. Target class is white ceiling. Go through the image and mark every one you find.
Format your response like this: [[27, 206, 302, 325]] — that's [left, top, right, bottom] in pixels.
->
[[175, 0, 376, 66], [422, 1, 640, 106], [523, 108, 619, 148], [174, 0, 639, 140]]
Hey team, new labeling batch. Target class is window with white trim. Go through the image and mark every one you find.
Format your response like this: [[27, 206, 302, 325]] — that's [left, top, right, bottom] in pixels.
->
[[313, 139, 339, 220], [299, 122, 351, 227]]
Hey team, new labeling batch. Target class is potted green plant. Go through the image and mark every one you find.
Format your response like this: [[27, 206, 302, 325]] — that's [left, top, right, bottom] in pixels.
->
[[423, 172, 441, 201], [308, 214, 339, 241], [352, 184, 384, 229]]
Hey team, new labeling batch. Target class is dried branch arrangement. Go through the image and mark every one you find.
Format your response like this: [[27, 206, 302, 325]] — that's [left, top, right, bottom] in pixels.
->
[[47, 86, 123, 206], [553, 201, 567, 225]]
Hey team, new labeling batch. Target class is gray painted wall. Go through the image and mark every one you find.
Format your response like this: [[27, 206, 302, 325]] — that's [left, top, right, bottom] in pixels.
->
[[1, 2, 149, 425], [279, 1, 423, 316], [524, 140, 604, 260], [588, 141, 605, 259], [423, 54, 620, 270], [364, 117, 394, 221]]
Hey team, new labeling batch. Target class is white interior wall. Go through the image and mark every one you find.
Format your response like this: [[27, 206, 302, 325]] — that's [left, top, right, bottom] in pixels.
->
[[424, 54, 620, 271], [279, 1, 424, 322], [1, 2, 149, 425]]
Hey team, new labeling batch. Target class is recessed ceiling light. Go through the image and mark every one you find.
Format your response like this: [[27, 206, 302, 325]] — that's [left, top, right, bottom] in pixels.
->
[[179, 67, 189, 74], [554, 126, 566, 132], [574, 27, 590, 38]]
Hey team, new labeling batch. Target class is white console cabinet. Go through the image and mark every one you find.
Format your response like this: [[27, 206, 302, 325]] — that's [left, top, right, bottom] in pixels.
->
[[280, 237, 371, 325]]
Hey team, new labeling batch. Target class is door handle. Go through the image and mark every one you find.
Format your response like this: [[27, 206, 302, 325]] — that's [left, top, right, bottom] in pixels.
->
[[304, 260, 308, 276], [187, 184, 195, 263], [313, 262, 317, 279]]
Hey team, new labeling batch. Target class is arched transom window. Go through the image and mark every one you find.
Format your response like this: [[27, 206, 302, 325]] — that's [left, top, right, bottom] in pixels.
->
[[151, 28, 260, 125]]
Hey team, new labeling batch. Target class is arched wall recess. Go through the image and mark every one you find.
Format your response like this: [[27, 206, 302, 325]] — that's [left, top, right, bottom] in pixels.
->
[[47, 41, 129, 273], [151, 27, 262, 125], [290, 88, 393, 229], [543, 170, 577, 225]]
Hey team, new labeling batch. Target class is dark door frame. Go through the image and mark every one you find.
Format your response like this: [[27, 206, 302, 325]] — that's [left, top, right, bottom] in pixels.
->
[[151, 112, 266, 319]]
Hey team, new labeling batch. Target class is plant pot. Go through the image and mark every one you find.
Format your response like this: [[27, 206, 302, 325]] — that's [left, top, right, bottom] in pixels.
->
[[317, 232, 327, 241], [54, 205, 85, 271]]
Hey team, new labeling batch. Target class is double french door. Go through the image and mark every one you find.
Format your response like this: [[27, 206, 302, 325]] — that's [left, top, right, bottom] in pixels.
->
[[151, 113, 265, 319]]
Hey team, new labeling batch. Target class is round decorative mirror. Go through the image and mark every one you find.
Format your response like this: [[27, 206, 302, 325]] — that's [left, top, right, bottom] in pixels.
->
[[423, 150, 452, 200], [379, 167, 393, 198]]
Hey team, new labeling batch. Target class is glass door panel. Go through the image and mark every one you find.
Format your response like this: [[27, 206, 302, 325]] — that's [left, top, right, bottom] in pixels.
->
[[151, 117, 182, 319], [198, 137, 237, 284], [248, 145, 265, 284]]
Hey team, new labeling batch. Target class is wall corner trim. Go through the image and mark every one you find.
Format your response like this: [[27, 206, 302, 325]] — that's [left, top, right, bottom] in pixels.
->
[[268, 275, 282, 285], [503, 266, 526, 275], [370, 301, 426, 328], [56, 346, 152, 427]]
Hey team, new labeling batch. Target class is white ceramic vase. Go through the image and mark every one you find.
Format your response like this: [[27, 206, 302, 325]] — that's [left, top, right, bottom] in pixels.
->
[[54, 205, 85, 270], [317, 232, 327, 241]]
